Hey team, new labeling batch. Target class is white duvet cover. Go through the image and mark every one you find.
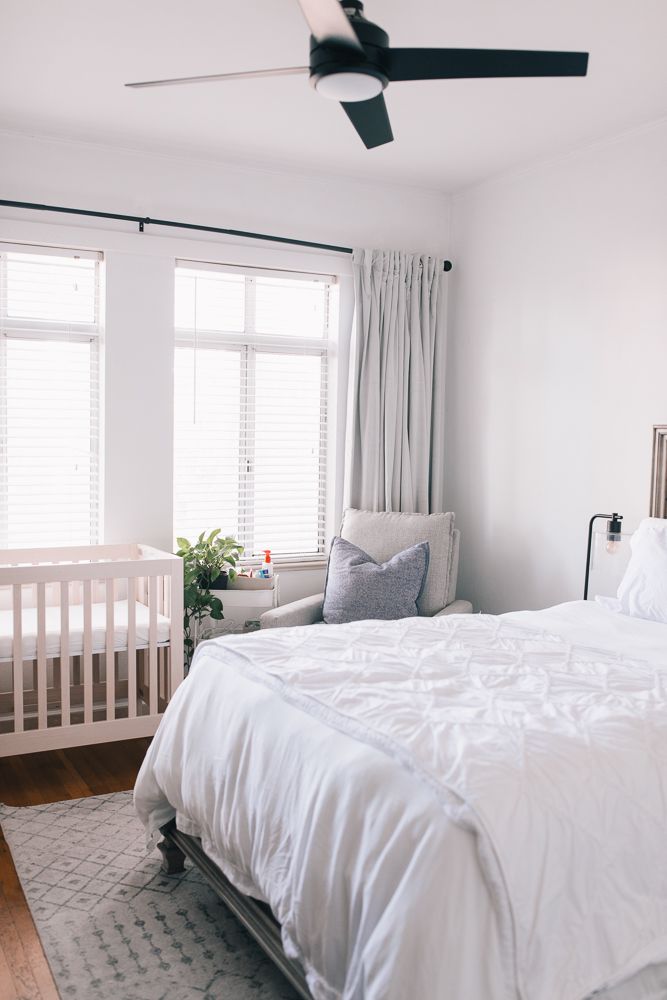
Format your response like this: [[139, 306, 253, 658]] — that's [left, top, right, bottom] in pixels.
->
[[134, 602, 667, 1000]]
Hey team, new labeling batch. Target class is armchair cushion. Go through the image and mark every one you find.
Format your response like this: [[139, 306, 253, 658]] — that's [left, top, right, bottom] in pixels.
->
[[340, 509, 455, 617], [322, 537, 430, 625]]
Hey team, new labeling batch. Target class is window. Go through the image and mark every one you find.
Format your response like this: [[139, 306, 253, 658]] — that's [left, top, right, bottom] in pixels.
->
[[0, 245, 102, 548], [174, 261, 334, 561]]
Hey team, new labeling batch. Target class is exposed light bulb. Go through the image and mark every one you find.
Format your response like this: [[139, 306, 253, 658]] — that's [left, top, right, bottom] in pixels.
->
[[605, 513, 624, 553]]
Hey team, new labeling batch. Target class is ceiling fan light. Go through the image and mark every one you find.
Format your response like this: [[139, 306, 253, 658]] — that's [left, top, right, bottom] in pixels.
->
[[315, 71, 384, 102]]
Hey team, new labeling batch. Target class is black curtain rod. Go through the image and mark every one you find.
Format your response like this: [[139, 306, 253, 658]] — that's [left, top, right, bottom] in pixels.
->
[[0, 199, 453, 272]]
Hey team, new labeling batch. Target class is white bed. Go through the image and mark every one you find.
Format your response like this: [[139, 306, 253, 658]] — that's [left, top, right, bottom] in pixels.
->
[[134, 601, 667, 1000]]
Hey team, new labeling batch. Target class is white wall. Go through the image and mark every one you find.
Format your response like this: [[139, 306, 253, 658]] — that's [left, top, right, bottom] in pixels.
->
[[447, 121, 667, 613], [0, 130, 451, 600], [0, 130, 450, 255]]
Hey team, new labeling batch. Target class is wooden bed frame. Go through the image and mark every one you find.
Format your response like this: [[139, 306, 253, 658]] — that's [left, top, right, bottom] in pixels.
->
[[159, 819, 312, 999]]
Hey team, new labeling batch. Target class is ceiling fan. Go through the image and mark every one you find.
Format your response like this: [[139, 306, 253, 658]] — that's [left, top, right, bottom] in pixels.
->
[[125, 0, 589, 150]]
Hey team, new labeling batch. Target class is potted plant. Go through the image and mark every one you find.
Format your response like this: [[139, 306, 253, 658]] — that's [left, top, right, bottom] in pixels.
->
[[176, 530, 244, 668]]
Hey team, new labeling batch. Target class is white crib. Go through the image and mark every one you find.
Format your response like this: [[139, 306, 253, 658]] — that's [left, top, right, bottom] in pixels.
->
[[0, 543, 184, 757]]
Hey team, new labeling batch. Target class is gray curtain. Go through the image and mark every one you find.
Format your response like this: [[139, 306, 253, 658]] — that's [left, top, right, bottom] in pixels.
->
[[345, 248, 448, 514]]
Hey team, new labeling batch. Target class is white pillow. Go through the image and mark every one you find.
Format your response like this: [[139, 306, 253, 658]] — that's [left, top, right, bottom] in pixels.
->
[[614, 517, 667, 623]]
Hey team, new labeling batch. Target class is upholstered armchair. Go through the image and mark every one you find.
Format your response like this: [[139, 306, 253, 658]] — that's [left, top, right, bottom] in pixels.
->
[[261, 508, 472, 629]]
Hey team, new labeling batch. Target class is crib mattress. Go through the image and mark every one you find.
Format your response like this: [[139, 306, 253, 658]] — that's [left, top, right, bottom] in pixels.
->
[[0, 600, 171, 661]]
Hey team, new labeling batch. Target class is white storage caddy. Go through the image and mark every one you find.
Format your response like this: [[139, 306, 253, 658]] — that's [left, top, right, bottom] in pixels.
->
[[0, 543, 184, 757]]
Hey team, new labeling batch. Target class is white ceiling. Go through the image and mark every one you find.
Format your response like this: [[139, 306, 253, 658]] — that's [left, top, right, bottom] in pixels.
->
[[3, 0, 667, 192]]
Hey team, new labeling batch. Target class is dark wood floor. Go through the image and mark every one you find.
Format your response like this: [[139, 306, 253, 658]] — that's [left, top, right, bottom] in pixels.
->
[[0, 738, 152, 1000]]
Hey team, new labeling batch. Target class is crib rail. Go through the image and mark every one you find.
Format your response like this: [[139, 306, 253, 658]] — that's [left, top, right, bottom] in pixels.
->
[[0, 543, 184, 756], [0, 542, 142, 568]]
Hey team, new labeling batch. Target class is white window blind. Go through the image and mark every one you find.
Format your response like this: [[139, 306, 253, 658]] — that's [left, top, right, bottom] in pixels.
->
[[0, 244, 102, 548], [174, 261, 334, 560]]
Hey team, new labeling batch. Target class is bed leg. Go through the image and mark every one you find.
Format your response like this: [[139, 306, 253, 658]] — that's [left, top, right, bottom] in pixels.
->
[[157, 838, 186, 875]]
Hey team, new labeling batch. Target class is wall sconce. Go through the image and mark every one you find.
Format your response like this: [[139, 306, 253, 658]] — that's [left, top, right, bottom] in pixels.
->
[[583, 512, 624, 600]]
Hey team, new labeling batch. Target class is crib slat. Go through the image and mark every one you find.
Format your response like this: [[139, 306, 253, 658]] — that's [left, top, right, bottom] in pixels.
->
[[106, 579, 115, 721], [36, 583, 47, 730], [12, 585, 23, 734], [60, 582, 70, 726], [169, 570, 185, 697], [83, 579, 93, 724], [127, 577, 137, 718], [148, 576, 158, 716]]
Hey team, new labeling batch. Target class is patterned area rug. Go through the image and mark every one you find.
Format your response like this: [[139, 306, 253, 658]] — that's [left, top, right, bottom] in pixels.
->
[[0, 791, 298, 1000]]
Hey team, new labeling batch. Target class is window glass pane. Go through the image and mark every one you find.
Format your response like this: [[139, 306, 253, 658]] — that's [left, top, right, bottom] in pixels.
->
[[252, 352, 324, 556], [254, 276, 327, 338], [6, 253, 97, 325], [175, 269, 245, 333], [0, 247, 101, 548], [174, 345, 242, 542], [4, 338, 98, 546]]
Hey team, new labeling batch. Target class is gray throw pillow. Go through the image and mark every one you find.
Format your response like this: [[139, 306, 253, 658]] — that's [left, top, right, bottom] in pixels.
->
[[322, 537, 430, 625]]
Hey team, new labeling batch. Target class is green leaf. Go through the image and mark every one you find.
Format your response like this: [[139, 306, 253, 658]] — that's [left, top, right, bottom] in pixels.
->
[[180, 530, 242, 619]]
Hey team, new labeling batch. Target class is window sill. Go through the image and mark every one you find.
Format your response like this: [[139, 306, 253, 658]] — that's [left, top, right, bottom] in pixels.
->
[[276, 559, 327, 572], [243, 558, 327, 573]]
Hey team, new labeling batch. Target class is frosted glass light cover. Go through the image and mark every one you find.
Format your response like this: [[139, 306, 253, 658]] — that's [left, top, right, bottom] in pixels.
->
[[315, 72, 383, 102], [588, 529, 632, 599]]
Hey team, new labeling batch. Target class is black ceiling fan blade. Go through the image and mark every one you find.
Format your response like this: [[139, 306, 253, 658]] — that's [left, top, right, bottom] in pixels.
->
[[386, 48, 589, 82], [341, 94, 393, 149], [295, 0, 363, 50]]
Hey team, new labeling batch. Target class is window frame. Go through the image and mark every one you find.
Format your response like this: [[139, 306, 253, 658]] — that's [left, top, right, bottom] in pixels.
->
[[174, 260, 334, 564], [0, 242, 103, 549]]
